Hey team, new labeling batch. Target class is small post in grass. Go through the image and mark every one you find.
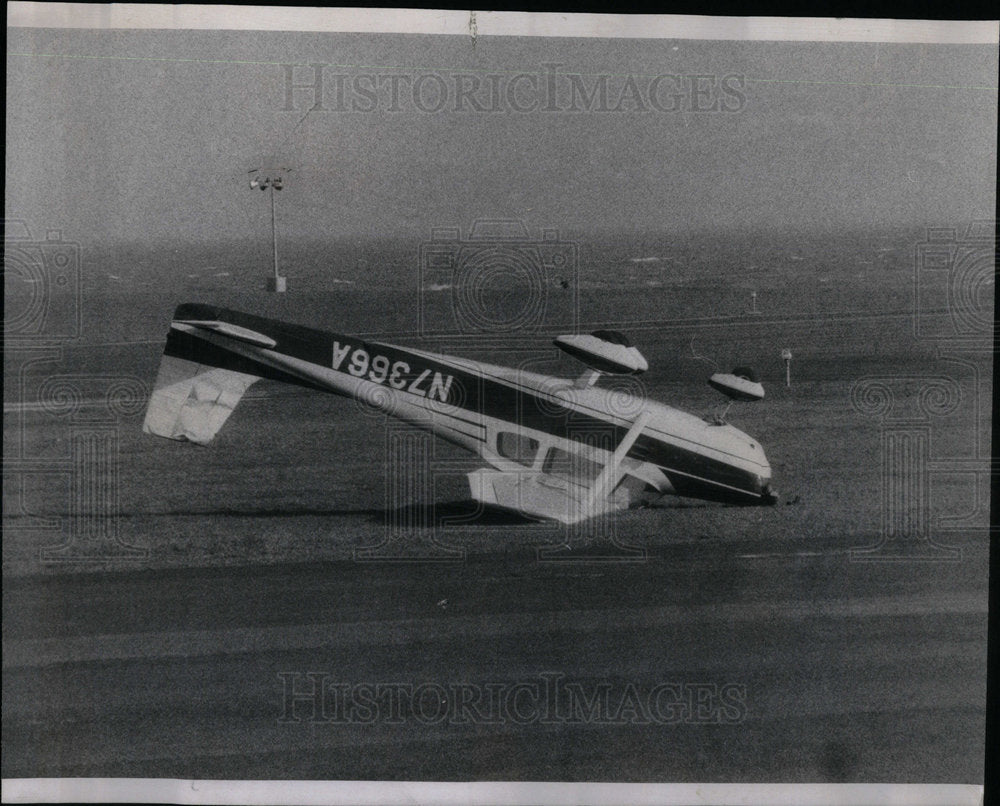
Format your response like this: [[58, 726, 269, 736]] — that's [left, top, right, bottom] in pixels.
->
[[781, 348, 792, 388]]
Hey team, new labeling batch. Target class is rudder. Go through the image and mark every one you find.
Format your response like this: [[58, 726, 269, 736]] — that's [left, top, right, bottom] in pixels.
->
[[142, 353, 260, 444]]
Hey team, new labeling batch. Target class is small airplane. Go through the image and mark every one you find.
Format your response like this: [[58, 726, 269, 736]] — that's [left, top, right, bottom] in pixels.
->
[[143, 303, 777, 524]]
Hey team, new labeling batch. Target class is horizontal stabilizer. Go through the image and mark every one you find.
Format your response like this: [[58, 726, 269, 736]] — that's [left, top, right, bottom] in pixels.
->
[[174, 319, 277, 349], [142, 353, 260, 444]]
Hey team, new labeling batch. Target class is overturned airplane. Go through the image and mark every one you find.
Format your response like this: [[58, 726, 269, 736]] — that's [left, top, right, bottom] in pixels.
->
[[144, 304, 777, 523]]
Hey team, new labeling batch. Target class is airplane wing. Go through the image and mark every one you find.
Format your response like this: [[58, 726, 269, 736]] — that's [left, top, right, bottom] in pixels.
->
[[469, 411, 652, 524]]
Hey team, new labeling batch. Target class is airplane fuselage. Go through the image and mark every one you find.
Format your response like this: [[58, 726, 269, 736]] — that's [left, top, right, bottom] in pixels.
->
[[159, 304, 775, 513]]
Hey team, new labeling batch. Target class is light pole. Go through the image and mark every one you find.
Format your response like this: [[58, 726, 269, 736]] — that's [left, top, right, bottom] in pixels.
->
[[249, 168, 288, 292]]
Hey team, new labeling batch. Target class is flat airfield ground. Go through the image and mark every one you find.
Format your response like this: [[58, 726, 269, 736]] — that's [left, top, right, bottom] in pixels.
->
[[2, 234, 992, 783]]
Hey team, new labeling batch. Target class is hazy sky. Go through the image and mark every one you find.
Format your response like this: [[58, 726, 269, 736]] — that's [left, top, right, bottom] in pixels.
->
[[6, 26, 998, 245]]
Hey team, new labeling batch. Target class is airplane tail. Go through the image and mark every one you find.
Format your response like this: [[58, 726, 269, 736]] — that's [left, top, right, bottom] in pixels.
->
[[142, 304, 268, 444], [142, 353, 260, 444], [142, 303, 352, 444]]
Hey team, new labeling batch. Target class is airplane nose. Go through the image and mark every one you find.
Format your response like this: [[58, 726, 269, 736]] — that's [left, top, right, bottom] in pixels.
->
[[750, 443, 776, 504]]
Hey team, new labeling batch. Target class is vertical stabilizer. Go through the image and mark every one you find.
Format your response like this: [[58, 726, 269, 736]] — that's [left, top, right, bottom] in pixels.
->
[[142, 353, 260, 444]]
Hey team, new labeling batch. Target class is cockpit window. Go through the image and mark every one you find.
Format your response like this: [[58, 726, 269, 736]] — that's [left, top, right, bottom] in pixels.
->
[[542, 447, 602, 485], [497, 432, 540, 467]]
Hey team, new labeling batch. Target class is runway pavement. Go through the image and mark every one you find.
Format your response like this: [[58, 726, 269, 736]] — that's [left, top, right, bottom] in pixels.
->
[[2, 530, 987, 783]]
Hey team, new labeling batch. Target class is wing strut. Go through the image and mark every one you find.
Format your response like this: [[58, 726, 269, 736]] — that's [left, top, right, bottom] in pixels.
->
[[585, 410, 651, 510]]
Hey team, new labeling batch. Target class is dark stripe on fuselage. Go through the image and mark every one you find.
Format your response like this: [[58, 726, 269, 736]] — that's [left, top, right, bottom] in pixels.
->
[[168, 304, 766, 501], [164, 328, 330, 392]]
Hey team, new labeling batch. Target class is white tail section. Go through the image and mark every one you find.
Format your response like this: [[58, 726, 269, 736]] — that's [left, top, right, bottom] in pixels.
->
[[142, 354, 260, 444]]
